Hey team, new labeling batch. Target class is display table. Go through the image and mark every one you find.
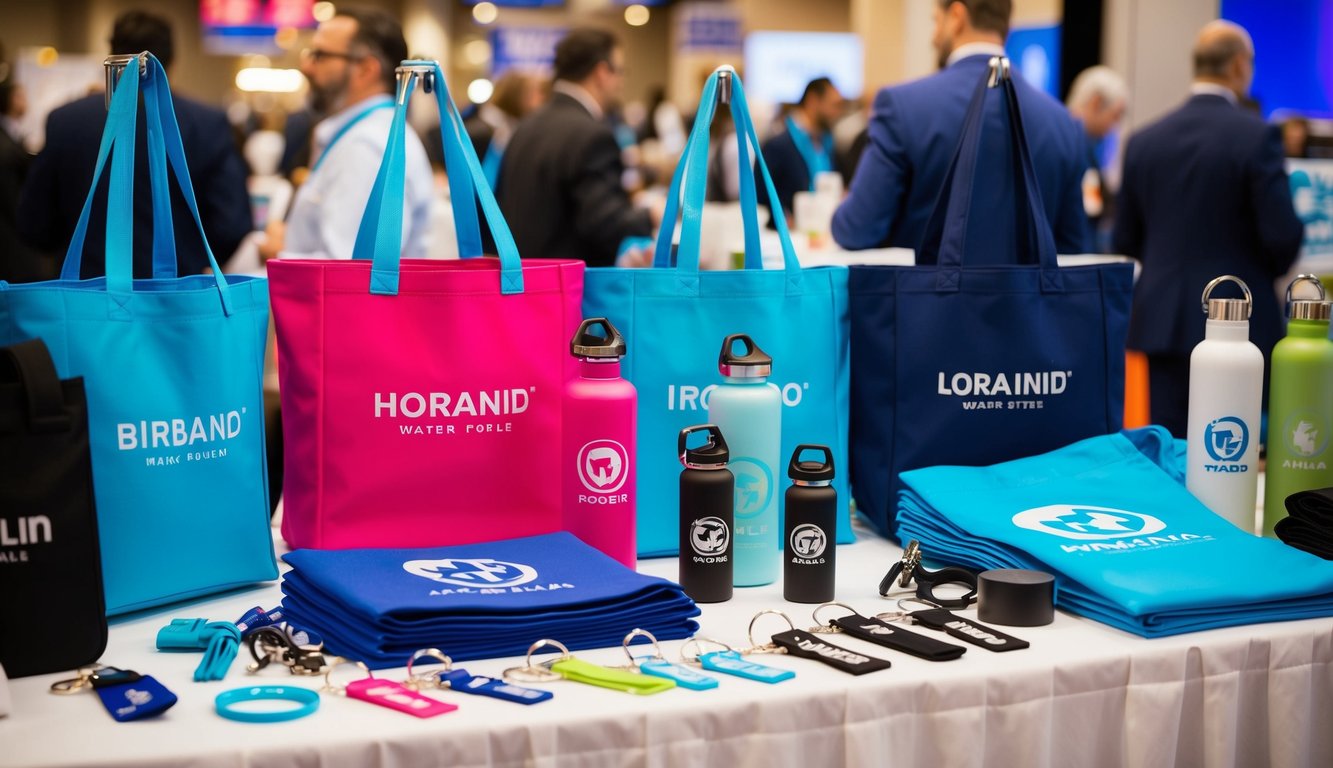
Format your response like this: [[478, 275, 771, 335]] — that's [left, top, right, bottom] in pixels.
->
[[3, 519, 1331, 768]]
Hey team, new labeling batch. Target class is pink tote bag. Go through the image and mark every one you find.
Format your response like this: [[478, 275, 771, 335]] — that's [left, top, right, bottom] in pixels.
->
[[269, 61, 584, 549]]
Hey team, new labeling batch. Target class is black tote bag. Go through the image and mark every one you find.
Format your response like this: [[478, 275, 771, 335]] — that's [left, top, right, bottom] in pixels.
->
[[0, 338, 106, 677]]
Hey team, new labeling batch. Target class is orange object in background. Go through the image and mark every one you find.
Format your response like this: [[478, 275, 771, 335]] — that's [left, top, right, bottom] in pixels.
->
[[1124, 351, 1151, 428]]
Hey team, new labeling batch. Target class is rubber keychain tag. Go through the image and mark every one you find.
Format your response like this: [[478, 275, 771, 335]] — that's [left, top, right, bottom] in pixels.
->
[[50, 666, 178, 722], [324, 658, 456, 718], [896, 600, 1030, 652], [813, 602, 967, 662], [749, 610, 891, 676], [503, 639, 675, 695], [403, 648, 552, 705], [687, 642, 795, 683], [623, 628, 718, 691]]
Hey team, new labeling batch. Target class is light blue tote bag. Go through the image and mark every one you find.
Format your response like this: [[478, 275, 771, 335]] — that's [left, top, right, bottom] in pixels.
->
[[0, 55, 275, 614], [583, 70, 851, 557]]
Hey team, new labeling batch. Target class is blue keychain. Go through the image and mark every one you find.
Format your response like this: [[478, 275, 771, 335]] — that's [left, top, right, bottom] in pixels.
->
[[405, 649, 552, 705], [623, 629, 719, 691], [684, 639, 795, 684], [50, 665, 177, 722]]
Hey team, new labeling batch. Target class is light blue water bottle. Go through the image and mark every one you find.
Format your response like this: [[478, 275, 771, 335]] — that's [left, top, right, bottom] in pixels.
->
[[708, 334, 781, 586]]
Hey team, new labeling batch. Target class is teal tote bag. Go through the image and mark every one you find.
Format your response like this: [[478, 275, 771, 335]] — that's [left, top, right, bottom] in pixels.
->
[[0, 55, 275, 614], [583, 70, 851, 557]]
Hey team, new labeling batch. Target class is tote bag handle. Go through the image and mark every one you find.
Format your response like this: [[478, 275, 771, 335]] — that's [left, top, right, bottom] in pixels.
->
[[917, 57, 1062, 293], [0, 339, 71, 434], [651, 68, 803, 289], [352, 60, 524, 296], [60, 54, 236, 314]]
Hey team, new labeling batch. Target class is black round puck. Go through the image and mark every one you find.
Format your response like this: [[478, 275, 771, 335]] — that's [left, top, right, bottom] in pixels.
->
[[978, 569, 1055, 627]]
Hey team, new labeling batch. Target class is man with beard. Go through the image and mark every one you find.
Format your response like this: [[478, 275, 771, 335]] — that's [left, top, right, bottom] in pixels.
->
[[264, 7, 431, 261], [832, 0, 1089, 262], [756, 77, 844, 229]]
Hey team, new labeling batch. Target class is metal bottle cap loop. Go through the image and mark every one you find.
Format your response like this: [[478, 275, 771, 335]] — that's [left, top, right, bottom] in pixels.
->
[[1286, 274, 1332, 321], [321, 658, 371, 695], [897, 597, 942, 613], [987, 56, 1011, 87], [680, 637, 734, 664], [502, 639, 569, 683], [622, 628, 666, 665], [746, 609, 796, 653], [103, 52, 149, 110], [1200, 275, 1253, 321], [404, 648, 453, 690], [394, 62, 436, 105], [811, 601, 859, 631]]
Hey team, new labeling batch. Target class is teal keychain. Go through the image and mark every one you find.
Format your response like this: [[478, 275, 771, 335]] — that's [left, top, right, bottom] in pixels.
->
[[682, 638, 795, 684], [622, 629, 719, 691]]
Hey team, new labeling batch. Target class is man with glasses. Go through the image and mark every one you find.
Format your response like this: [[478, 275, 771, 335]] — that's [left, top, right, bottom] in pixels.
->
[[265, 7, 431, 261], [496, 27, 657, 267]]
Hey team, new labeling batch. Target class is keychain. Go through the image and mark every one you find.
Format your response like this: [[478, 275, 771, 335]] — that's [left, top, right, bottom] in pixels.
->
[[747, 610, 892, 675], [246, 626, 329, 676], [49, 664, 178, 722], [621, 629, 718, 691], [322, 657, 457, 718], [880, 599, 1030, 652], [810, 602, 967, 662], [502, 639, 675, 695], [402, 648, 552, 705], [878, 540, 980, 609], [679, 638, 795, 684]]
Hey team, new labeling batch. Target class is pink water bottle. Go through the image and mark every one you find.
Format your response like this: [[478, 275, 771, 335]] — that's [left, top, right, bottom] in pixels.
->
[[563, 318, 637, 567]]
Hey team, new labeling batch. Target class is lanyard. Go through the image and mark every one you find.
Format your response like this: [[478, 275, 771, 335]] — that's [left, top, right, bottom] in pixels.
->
[[784, 115, 833, 191], [313, 101, 394, 172]]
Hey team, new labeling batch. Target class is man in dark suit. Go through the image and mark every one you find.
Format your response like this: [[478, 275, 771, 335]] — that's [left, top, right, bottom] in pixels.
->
[[17, 11, 251, 278], [832, 0, 1090, 261], [756, 77, 844, 227], [1114, 20, 1303, 438], [496, 28, 655, 268]]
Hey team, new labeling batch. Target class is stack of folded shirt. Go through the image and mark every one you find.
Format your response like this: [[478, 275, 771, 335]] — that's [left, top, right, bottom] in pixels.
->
[[281, 532, 700, 668], [895, 427, 1333, 637]]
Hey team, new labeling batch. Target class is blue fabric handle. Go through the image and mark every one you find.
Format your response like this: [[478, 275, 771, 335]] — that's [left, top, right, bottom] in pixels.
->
[[354, 60, 523, 296]]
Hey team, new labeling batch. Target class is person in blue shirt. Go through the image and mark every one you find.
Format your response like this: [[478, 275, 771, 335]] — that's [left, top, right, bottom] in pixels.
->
[[755, 77, 844, 228], [832, 0, 1090, 261]]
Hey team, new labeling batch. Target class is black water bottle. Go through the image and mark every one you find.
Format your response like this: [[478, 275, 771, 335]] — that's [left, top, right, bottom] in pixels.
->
[[783, 444, 836, 604], [678, 424, 734, 603]]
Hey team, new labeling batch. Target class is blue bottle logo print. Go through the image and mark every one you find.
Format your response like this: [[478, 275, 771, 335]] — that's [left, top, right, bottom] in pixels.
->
[[1203, 417, 1249, 462], [729, 458, 774, 519]]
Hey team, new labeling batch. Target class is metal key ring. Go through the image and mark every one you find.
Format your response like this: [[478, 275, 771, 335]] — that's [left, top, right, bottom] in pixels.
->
[[321, 657, 371, 695], [622, 628, 665, 665], [680, 637, 734, 664], [404, 648, 453, 691], [49, 664, 104, 695], [246, 627, 293, 673], [502, 639, 569, 683], [747, 609, 796, 653], [811, 601, 860, 630], [897, 597, 942, 613]]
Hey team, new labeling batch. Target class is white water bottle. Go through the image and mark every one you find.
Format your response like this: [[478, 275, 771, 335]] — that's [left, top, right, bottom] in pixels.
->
[[1186, 276, 1264, 532]]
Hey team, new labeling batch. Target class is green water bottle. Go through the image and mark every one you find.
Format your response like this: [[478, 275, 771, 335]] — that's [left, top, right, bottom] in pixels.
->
[[1263, 275, 1333, 536]]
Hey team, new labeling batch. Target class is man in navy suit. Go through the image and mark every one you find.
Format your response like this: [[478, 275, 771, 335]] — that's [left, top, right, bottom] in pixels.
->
[[832, 0, 1089, 261], [1114, 21, 1302, 438], [756, 77, 844, 228], [17, 11, 251, 278]]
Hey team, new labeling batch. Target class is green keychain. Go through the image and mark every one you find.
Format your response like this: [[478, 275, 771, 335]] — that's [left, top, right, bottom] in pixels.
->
[[503, 639, 675, 695]]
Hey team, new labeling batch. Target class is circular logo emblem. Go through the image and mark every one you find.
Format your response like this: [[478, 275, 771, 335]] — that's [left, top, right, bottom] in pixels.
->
[[576, 439, 629, 494], [1011, 504, 1167, 541], [730, 458, 774, 519], [689, 517, 730, 556], [1284, 411, 1328, 458], [789, 524, 827, 558], [402, 558, 538, 588], [1203, 416, 1249, 462]]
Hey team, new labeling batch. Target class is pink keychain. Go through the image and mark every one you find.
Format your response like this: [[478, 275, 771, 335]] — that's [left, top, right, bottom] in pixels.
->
[[322, 658, 456, 718]]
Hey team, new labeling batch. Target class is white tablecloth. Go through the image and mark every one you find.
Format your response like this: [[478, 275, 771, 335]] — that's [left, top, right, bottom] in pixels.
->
[[3, 520, 1331, 768]]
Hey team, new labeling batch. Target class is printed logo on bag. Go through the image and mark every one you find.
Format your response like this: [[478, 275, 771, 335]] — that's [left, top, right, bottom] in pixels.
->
[[576, 439, 630, 502], [1012, 504, 1214, 554], [935, 370, 1071, 411], [789, 523, 827, 564], [116, 408, 245, 467], [730, 458, 775, 527], [689, 516, 730, 563], [403, 557, 575, 596], [0, 514, 52, 564], [1283, 411, 1329, 469], [374, 388, 534, 437], [666, 382, 809, 411], [1203, 416, 1250, 472]]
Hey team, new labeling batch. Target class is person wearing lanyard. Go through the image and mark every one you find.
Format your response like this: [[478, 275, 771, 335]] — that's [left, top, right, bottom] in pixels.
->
[[756, 77, 844, 229], [261, 8, 432, 262]]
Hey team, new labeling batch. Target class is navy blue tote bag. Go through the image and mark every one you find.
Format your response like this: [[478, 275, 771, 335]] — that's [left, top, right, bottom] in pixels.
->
[[848, 58, 1133, 538]]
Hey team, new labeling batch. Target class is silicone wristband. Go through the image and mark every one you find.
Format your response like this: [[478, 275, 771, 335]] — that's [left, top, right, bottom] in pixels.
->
[[215, 685, 320, 723]]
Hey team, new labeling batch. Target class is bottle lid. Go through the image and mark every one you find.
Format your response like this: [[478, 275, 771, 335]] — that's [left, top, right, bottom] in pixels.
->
[[1286, 274, 1332, 322], [570, 318, 627, 359], [977, 569, 1055, 627], [679, 424, 730, 470], [788, 444, 835, 485], [717, 334, 772, 378], [1200, 275, 1251, 321]]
